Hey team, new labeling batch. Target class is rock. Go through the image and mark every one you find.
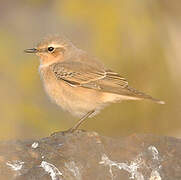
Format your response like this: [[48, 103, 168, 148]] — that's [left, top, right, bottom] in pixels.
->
[[0, 130, 180, 180]]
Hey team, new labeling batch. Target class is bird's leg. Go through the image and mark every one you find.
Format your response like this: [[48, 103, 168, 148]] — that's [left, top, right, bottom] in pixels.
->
[[68, 110, 95, 133], [51, 110, 95, 136]]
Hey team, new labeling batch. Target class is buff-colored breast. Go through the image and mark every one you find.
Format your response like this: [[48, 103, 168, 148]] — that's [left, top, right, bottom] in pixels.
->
[[40, 66, 103, 117]]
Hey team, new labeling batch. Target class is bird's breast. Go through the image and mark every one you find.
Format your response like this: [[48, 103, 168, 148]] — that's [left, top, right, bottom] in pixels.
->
[[39, 66, 105, 117]]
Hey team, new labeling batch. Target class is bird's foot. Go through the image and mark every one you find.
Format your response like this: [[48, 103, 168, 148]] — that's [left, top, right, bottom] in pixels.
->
[[50, 128, 85, 136]]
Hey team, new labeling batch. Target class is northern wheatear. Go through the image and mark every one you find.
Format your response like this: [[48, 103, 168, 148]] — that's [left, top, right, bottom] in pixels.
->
[[25, 35, 164, 132]]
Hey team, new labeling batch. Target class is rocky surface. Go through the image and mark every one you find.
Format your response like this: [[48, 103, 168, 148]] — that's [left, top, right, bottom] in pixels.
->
[[0, 130, 180, 180]]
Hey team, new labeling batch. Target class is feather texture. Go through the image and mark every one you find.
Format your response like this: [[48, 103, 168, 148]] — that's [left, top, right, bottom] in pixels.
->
[[50, 58, 164, 104]]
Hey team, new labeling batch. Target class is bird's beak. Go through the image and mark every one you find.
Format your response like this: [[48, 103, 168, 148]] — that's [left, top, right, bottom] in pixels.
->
[[24, 48, 38, 53]]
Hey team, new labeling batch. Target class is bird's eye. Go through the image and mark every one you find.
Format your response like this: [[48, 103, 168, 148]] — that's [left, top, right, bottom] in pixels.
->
[[48, 47, 55, 52]]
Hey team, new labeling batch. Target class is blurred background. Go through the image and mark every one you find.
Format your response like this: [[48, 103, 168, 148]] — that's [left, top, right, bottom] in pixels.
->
[[0, 0, 180, 140]]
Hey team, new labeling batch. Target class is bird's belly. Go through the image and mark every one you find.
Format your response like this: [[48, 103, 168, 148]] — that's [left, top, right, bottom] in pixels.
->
[[43, 78, 103, 117]]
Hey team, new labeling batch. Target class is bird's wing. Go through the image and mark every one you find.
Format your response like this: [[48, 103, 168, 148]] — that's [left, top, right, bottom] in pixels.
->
[[50, 61, 164, 103], [50, 61, 127, 89]]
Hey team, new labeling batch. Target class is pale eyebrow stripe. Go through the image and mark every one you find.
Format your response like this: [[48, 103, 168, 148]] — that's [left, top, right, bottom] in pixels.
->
[[48, 44, 64, 48]]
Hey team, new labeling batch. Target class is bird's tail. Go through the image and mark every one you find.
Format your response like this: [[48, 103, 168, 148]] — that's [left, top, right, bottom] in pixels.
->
[[126, 86, 165, 104]]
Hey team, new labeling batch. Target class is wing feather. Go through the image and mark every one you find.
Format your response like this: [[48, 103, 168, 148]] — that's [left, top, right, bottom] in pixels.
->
[[50, 61, 128, 90], [50, 61, 164, 104]]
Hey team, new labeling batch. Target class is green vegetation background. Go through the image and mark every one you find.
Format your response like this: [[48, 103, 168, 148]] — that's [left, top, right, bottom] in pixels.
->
[[0, 0, 180, 139]]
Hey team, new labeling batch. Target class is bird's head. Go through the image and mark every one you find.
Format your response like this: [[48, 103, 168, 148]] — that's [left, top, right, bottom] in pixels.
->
[[25, 35, 75, 66]]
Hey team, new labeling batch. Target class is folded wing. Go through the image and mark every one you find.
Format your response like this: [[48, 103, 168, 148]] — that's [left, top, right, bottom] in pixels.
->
[[50, 60, 164, 104]]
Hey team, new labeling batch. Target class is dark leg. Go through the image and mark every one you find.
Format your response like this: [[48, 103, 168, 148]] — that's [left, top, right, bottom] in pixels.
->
[[68, 110, 95, 133], [51, 110, 95, 136]]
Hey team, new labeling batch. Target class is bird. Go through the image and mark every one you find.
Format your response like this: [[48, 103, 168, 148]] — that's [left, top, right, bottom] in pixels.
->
[[24, 35, 164, 132]]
